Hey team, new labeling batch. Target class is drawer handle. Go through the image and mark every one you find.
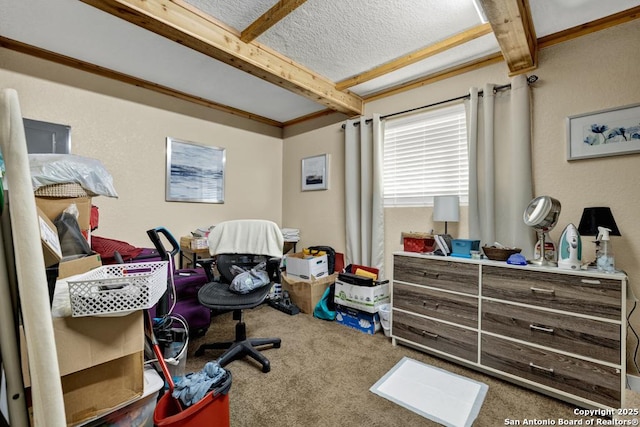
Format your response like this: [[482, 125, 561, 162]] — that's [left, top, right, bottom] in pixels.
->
[[530, 287, 555, 295], [581, 279, 601, 285], [422, 331, 439, 339], [529, 362, 554, 374], [529, 324, 554, 334], [423, 301, 440, 309]]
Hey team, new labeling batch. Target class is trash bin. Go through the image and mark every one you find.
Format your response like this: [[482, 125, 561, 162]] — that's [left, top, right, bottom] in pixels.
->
[[378, 303, 391, 337], [154, 370, 232, 427]]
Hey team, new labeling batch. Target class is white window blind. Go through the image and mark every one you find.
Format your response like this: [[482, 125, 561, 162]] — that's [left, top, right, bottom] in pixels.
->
[[383, 103, 468, 207]]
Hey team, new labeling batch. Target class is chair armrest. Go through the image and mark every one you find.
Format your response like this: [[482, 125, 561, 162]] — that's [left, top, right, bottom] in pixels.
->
[[267, 257, 282, 283], [196, 258, 217, 282]]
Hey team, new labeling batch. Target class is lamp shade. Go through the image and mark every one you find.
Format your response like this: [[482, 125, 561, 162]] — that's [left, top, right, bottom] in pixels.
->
[[577, 207, 621, 236], [433, 195, 460, 222]]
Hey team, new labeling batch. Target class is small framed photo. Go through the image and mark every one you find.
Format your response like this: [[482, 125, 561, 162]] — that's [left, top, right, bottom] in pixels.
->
[[166, 137, 225, 203], [301, 154, 328, 191], [567, 103, 640, 161]]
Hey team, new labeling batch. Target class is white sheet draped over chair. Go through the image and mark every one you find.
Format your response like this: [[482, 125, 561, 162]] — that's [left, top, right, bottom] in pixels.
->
[[344, 114, 385, 277], [466, 75, 536, 257]]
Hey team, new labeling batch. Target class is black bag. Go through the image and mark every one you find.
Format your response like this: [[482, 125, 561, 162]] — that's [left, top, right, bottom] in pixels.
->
[[307, 246, 336, 274]]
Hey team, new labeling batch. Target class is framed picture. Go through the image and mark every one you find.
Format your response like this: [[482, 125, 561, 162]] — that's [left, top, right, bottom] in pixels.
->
[[566, 103, 640, 161], [166, 137, 225, 203], [301, 154, 328, 191]]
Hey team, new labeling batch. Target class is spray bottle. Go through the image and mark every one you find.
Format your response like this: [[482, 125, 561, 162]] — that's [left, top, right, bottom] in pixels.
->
[[596, 226, 615, 273]]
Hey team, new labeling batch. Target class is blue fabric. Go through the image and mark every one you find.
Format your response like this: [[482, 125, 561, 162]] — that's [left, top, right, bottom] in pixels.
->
[[172, 361, 226, 407], [313, 286, 336, 321]]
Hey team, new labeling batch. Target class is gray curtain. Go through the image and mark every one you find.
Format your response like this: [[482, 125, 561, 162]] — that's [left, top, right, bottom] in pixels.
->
[[466, 75, 535, 256], [344, 114, 385, 277]]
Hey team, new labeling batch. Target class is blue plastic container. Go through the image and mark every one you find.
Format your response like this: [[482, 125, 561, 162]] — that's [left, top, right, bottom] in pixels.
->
[[450, 239, 480, 258]]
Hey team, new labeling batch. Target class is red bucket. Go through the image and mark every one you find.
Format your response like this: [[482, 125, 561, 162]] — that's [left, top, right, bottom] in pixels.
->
[[154, 372, 231, 427]]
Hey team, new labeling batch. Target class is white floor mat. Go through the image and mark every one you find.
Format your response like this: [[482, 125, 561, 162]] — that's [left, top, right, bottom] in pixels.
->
[[370, 357, 488, 427]]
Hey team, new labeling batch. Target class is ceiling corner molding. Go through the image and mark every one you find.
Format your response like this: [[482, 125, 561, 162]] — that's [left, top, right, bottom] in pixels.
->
[[538, 5, 640, 50], [479, 0, 537, 75], [79, 0, 363, 116], [0, 36, 283, 128]]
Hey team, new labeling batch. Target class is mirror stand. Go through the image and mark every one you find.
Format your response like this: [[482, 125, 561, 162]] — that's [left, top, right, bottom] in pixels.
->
[[529, 230, 556, 266]]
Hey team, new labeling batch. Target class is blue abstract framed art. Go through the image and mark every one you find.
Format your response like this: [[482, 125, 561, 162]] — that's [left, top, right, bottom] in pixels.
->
[[566, 103, 640, 161], [165, 137, 225, 203]]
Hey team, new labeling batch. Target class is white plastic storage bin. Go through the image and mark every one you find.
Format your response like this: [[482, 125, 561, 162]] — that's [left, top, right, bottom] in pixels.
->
[[67, 261, 168, 317]]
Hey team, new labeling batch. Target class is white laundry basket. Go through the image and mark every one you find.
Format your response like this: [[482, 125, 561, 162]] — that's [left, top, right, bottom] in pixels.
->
[[378, 303, 391, 337]]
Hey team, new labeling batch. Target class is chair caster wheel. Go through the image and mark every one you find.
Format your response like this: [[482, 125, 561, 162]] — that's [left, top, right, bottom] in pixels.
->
[[274, 342, 281, 349], [195, 347, 205, 357], [262, 364, 271, 373]]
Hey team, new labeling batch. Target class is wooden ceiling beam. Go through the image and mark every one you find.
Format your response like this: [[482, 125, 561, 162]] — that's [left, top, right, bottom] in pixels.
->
[[478, 0, 537, 75], [336, 23, 493, 91], [79, 0, 363, 116], [240, 0, 307, 43]]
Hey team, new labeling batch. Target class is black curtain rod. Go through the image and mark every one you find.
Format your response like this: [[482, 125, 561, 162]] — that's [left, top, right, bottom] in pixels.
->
[[342, 75, 538, 128]]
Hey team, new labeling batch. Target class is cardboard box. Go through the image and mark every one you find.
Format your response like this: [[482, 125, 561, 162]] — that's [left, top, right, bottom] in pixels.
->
[[335, 304, 381, 335], [57, 253, 102, 279], [35, 196, 92, 230], [334, 278, 390, 313], [20, 312, 144, 424], [285, 252, 329, 280], [280, 272, 338, 314], [38, 206, 62, 267]]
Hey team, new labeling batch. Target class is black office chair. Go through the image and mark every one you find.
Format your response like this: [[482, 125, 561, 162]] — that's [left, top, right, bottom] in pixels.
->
[[195, 219, 283, 373]]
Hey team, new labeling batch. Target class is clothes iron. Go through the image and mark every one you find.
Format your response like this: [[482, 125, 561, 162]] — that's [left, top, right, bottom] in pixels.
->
[[557, 223, 582, 270]]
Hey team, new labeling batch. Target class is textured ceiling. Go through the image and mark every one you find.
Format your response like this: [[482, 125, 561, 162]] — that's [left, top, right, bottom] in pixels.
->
[[1, 0, 639, 127]]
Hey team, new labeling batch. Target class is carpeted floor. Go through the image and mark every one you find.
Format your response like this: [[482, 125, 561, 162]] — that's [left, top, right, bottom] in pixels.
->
[[183, 304, 615, 426]]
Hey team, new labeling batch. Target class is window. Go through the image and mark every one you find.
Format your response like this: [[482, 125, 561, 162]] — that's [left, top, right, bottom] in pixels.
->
[[383, 103, 468, 207]]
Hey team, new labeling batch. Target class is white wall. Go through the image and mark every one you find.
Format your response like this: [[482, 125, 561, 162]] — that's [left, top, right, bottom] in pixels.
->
[[1, 48, 283, 248]]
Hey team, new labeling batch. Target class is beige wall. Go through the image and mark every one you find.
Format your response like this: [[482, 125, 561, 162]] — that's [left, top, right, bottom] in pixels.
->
[[282, 20, 640, 312], [1, 48, 283, 248], [2, 19, 640, 362]]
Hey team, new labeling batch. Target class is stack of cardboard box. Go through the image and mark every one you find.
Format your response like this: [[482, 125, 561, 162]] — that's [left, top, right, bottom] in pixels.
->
[[334, 269, 390, 335]]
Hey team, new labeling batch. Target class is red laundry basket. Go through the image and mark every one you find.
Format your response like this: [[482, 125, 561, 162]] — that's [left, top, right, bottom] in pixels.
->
[[153, 372, 232, 427]]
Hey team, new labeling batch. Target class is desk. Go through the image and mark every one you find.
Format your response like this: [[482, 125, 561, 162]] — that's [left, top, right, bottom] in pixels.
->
[[283, 241, 297, 254], [179, 246, 210, 269]]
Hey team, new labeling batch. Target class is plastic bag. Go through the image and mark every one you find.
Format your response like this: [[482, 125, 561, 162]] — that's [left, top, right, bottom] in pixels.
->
[[29, 153, 118, 197], [54, 205, 92, 257], [229, 261, 270, 294], [313, 284, 336, 321]]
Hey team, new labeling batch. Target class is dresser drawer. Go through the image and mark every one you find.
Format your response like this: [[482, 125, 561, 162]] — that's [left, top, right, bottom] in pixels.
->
[[394, 255, 478, 295], [481, 334, 621, 408], [394, 282, 478, 327], [392, 310, 478, 361], [482, 266, 622, 320], [482, 300, 620, 364]]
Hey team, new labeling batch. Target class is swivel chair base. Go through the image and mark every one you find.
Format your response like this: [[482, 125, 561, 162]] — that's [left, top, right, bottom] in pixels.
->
[[195, 310, 281, 373]]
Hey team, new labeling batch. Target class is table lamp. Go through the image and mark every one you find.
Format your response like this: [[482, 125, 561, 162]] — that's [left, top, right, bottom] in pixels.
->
[[577, 207, 621, 265], [433, 195, 460, 235]]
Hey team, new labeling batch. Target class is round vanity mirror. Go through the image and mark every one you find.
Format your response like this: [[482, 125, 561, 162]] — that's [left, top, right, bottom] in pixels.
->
[[523, 196, 561, 266]]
